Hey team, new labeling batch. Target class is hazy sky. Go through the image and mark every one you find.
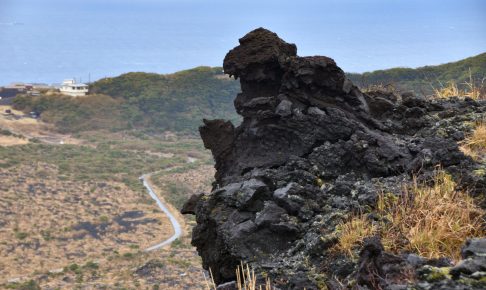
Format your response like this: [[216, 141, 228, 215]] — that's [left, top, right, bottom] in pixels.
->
[[0, 0, 485, 84]]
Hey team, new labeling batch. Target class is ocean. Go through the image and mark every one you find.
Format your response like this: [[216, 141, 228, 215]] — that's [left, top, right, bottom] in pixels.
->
[[0, 0, 485, 85]]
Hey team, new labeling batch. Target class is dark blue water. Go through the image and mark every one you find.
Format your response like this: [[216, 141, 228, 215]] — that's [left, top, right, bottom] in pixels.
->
[[0, 0, 485, 85]]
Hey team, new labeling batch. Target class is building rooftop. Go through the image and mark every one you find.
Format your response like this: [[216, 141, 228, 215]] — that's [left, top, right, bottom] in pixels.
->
[[62, 79, 88, 87]]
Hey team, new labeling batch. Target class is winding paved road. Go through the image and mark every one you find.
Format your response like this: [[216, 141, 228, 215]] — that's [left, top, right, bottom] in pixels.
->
[[140, 174, 182, 251]]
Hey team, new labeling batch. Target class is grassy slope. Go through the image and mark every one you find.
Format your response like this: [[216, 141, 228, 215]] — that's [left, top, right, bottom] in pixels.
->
[[13, 66, 240, 134], [0, 133, 208, 191], [0, 133, 211, 289], [90, 67, 240, 129], [346, 52, 486, 95]]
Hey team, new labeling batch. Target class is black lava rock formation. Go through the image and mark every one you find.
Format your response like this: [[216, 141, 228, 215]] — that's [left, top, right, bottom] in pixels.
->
[[183, 28, 486, 289]]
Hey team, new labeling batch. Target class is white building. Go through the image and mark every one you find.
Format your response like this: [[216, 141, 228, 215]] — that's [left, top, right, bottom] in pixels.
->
[[60, 79, 88, 97]]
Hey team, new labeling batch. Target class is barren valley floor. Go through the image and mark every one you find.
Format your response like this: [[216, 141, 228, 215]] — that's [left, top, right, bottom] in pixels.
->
[[0, 111, 214, 289]]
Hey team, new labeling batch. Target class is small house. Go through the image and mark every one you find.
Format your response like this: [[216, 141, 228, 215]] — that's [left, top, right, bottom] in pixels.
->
[[60, 79, 88, 97]]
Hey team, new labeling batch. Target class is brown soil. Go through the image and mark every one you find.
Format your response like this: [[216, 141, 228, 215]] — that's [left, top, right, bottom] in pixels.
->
[[0, 162, 211, 289], [0, 135, 29, 146], [0, 105, 81, 145], [0, 163, 172, 280], [0, 112, 212, 288]]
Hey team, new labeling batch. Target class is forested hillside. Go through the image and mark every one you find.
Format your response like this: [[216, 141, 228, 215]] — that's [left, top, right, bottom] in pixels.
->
[[90, 66, 240, 128], [13, 67, 240, 133], [347, 52, 486, 95]]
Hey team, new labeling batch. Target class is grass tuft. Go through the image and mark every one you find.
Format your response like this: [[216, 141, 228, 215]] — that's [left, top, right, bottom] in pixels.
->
[[204, 262, 272, 290], [336, 169, 485, 261], [335, 215, 377, 257], [432, 71, 485, 100], [433, 81, 460, 98], [362, 83, 399, 95], [460, 121, 486, 160]]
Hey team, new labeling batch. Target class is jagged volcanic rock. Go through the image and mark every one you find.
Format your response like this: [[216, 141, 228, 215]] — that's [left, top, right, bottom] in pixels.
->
[[184, 28, 486, 289]]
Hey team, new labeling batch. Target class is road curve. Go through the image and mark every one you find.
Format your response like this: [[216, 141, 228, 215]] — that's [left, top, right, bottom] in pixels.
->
[[140, 173, 182, 251]]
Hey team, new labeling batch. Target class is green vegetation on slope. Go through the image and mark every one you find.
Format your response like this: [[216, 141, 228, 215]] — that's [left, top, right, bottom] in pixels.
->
[[0, 133, 209, 192], [13, 94, 128, 133], [347, 52, 486, 95], [13, 67, 240, 133]]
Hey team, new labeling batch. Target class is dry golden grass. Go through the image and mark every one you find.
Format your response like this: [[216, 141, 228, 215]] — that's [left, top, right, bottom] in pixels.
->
[[0, 105, 81, 145], [0, 105, 24, 115], [460, 121, 486, 160], [463, 76, 486, 100], [205, 263, 272, 290], [0, 164, 175, 282], [336, 170, 485, 261], [335, 216, 377, 257], [433, 81, 460, 98], [362, 83, 399, 94], [433, 72, 485, 100], [0, 135, 29, 146], [0, 162, 211, 289]]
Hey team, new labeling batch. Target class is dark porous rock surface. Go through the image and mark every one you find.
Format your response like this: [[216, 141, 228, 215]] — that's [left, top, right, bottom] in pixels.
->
[[416, 239, 486, 290], [183, 28, 486, 289]]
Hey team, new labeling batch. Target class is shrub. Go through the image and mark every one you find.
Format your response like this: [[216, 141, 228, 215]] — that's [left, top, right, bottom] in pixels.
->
[[0, 129, 13, 136], [67, 263, 81, 273], [6, 280, 41, 290], [122, 252, 134, 259], [40, 230, 52, 241], [83, 261, 99, 270], [165, 181, 192, 210], [15, 231, 29, 240], [99, 215, 109, 223]]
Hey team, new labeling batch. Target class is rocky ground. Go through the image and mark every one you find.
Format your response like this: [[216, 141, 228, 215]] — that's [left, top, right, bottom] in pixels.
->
[[0, 163, 165, 285], [183, 28, 486, 289], [0, 162, 213, 289], [0, 117, 214, 289]]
